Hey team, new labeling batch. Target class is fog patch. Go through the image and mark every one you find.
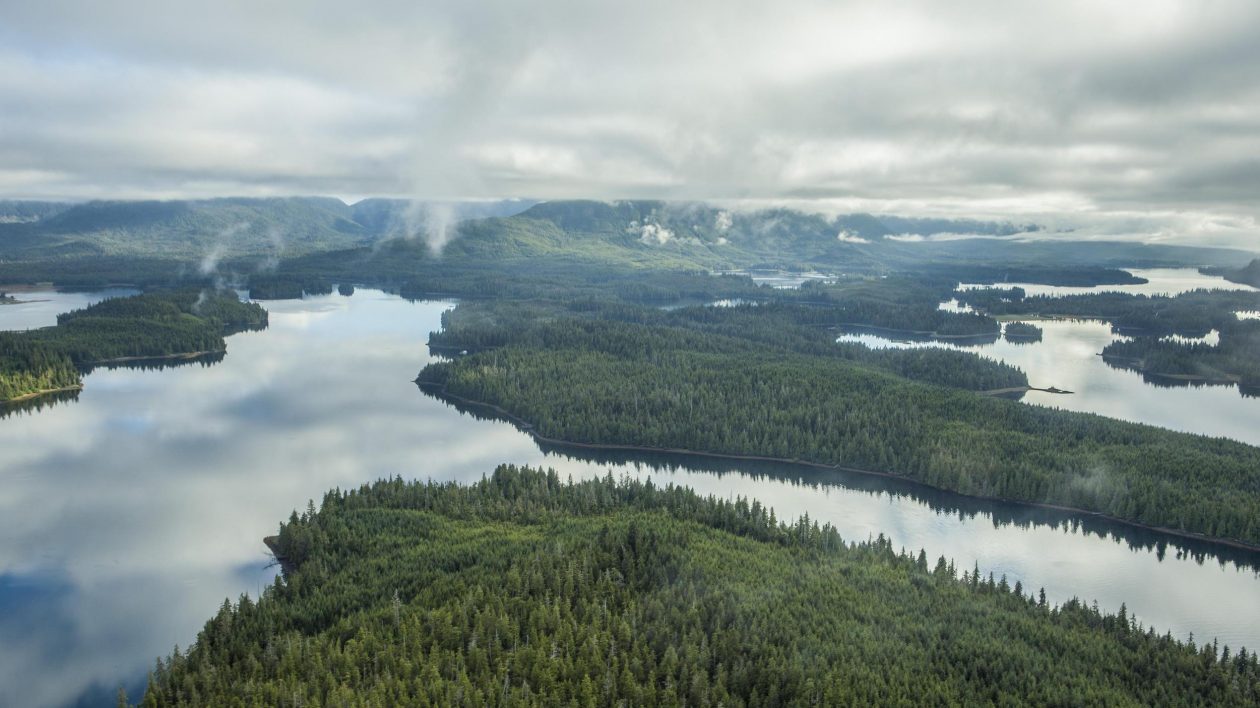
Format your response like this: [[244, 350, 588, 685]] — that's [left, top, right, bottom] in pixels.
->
[[714, 210, 733, 233], [198, 222, 251, 275], [258, 226, 286, 272], [628, 219, 675, 246]]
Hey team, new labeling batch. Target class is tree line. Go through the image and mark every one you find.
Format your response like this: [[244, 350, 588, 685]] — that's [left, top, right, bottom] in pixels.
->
[[138, 466, 1259, 706], [419, 308, 1260, 546], [0, 289, 266, 401]]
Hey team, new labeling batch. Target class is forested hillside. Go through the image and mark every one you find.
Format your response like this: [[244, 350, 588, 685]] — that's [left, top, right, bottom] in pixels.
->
[[1221, 259, 1260, 288], [0, 289, 266, 401], [139, 467, 1259, 706], [4, 198, 1252, 291], [418, 308, 1260, 547], [0, 197, 534, 267]]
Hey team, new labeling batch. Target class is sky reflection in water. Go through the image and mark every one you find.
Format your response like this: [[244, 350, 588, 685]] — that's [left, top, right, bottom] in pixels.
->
[[0, 286, 1258, 706], [839, 268, 1260, 445]]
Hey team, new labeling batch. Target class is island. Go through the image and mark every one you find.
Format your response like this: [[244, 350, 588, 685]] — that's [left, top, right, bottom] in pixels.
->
[[0, 289, 266, 402], [1003, 321, 1043, 342], [140, 467, 1260, 706], [417, 297, 1260, 549]]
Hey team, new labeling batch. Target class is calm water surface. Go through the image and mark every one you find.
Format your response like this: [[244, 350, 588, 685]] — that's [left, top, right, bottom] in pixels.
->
[[959, 267, 1259, 297], [0, 288, 139, 330], [2, 288, 1259, 707], [840, 268, 1260, 445]]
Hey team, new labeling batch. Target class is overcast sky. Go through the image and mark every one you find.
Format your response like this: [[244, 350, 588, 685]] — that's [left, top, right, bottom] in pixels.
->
[[2, 1, 1259, 245]]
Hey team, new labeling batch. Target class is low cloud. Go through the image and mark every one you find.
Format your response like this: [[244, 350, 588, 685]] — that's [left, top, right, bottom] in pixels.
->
[[714, 210, 733, 232], [629, 220, 675, 245]]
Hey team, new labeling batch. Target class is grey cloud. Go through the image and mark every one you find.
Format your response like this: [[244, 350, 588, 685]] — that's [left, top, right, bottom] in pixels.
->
[[1, 1, 1259, 246]]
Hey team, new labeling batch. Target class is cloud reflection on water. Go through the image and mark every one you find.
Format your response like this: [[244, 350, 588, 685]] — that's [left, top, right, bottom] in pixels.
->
[[0, 289, 1258, 707]]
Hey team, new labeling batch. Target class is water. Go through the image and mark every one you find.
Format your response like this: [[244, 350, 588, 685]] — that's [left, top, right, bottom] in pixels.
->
[[958, 267, 1259, 298], [2, 289, 1259, 706], [715, 270, 837, 289], [837, 319, 1260, 444], [837, 268, 1260, 445], [0, 289, 140, 331]]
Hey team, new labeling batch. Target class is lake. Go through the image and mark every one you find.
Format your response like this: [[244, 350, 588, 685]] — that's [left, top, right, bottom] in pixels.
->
[[958, 266, 1259, 297], [2, 287, 1259, 707], [839, 268, 1260, 445]]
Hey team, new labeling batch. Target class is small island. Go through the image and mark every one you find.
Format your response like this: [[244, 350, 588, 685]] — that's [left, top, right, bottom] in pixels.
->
[[1004, 321, 1044, 343], [1, 289, 267, 402]]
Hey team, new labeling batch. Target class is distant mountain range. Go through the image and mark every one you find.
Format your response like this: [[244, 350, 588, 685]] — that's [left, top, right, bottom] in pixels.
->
[[0, 197, 536, 262], [0, 197, 1254, 278]]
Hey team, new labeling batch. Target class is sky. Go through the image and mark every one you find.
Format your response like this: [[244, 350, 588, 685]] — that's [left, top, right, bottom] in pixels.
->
[[1, 0, 1259, 246]]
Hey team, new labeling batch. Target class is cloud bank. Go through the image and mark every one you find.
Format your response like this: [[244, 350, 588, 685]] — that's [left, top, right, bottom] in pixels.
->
[[1, 1, 1259, 247]]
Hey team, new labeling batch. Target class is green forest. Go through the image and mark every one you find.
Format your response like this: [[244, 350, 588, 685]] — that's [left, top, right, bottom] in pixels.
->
[[0, 289, 266, 401], [1102, 320, 1260, 387], [1003, 321, 1043, 342], [418, 302, 1260, 547], [957, 287, 1260, 337], [138, 467, 1260, 706]]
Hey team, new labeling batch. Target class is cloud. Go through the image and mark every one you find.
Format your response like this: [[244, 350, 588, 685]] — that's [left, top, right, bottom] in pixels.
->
[[628, 219, 675, 245], [714, 210, 733, 232], [836, 229, 870, 244], [1, 1, 1260, 247]]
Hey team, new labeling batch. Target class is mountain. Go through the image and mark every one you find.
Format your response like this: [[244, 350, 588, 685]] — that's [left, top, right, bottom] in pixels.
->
[[3, 198, 1255, 288], [0, 197, 536, 263]]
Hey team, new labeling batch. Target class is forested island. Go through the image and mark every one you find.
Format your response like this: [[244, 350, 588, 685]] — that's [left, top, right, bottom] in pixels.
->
[[1101, 321, 1260, 388], [0, 289, 266, 402], [137, 467, 1259, 706], [956, 287, 1260, 337], [954, 286, 1260, 388], [1004, 321, 1043, 342], [418, 298, 1260, 547]]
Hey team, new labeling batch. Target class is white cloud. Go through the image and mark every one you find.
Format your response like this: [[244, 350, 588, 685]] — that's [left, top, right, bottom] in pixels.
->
[[714, 210, 733, 232], [629, 220, 675, 245]]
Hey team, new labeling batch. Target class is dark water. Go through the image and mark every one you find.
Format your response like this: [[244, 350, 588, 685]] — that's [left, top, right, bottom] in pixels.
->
[[2, 289, 1259, 707]]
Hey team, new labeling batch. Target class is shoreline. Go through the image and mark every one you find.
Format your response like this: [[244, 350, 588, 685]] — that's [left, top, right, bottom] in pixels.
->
[[977, 385, 1073, 397], [2, 384, 84, 404], [1100, 353, 1244, 386], [87, 349, 225, 366], [834, 322, 1000, 341], [417, 380, 1260, 555]]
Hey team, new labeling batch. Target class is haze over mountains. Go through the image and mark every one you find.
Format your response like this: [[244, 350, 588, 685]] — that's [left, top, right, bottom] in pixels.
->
[[1, 199, 1253, 282]]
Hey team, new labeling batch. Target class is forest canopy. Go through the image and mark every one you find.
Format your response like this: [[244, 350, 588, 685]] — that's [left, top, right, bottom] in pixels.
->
[[418, 303, 1260, 547], [140, 467, 1260, 706], [0, 289, 266, 401]]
